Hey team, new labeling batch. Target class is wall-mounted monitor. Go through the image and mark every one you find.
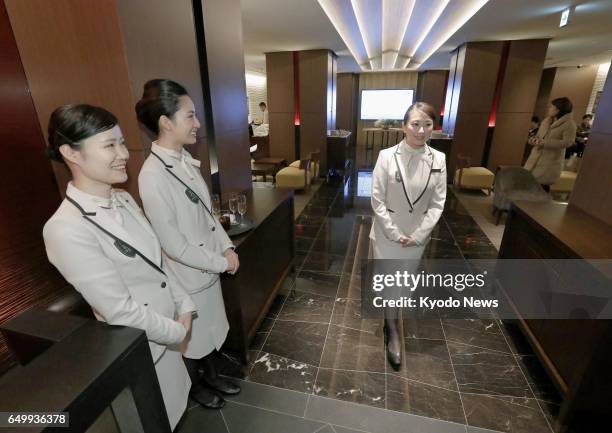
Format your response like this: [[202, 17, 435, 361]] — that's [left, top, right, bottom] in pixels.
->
[[360, 89, 414, 120]]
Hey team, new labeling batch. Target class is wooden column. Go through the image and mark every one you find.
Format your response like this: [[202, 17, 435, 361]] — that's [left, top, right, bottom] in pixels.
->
[[570, 63, 612, 226], [416, 70, 448, 124], [5, 0, 145, 199], [116, 0, 212, 187], [196, 0, 251, 200], [442, 41, 504, 173], [299, 49, 337, 172], [534, 66, 599, 120], [336, 73, 359, 144], [487, 39, 549, 171], [0, 0, 70, 375], [266, 52, 296, 163]]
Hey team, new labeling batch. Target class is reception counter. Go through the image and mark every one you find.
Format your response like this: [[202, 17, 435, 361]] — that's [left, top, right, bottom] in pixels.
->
[[221, 187, 295, 362], [499, 200, 612, 432]]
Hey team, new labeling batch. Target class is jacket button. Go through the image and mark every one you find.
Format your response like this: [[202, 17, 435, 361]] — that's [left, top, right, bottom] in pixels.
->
[[161, 282, 167, 288], [144, 303, 148, 306]]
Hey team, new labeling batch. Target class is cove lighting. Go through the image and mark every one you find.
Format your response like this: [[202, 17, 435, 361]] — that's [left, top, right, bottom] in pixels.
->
[[400, 0, 450, 69], [414, 0, 489, 68], [318, 0, 369, 69], [381, 0, 415, 69]]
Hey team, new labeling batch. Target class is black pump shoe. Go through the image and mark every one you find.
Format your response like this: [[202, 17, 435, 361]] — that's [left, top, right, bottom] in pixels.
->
[[383, 324, 402, 371], [191, 385, 225, 409], [203, 376, 241, 395]]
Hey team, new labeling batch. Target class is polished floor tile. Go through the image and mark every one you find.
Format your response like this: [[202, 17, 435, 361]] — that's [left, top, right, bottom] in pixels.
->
[[305, 394, 467, 433], [294, 271, 341, 297], [297, 236, 316, 252], [263, 320, 328, 365], [390, 338, 457, 391], [249, 351, 318, 394], [402, 315, 446, 340], [301, 251, 347, 274], [277, 290, 335, 323], [314, 368, 386, 408], [515, 355, 562, 404], [267, 293, 288, 319], [331, 298, 380, 334], [320, 325, 385, 373], [448, 342, 532, 398], [295, 224, 323, 238], [224, 379, 308, 417], [386, 375, 465, 424], [441, 319, 511, 353], [222, 401, 326, 433], [336, 273, 363, 299], [176, 405, 228, 433], [461, 393, 552, 433]]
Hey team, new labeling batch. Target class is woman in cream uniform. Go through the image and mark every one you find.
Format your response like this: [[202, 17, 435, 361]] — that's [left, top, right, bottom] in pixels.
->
[[370, 102, 447, 370], [136, 79, 240, 410], [42, 104, 194, 430]]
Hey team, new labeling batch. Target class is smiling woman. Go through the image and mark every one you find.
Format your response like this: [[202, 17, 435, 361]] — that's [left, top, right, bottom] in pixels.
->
[[42, 103, 194, 429]]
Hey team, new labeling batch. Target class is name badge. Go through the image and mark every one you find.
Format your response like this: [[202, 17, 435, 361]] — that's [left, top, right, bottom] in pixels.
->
[[432, 168, 442, 172], [114, 239, 136, 257], [185, 188, 199, 203]]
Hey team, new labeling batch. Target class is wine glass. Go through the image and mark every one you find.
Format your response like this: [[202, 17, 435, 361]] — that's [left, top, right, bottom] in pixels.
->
[[211, 194, 220, 217], [228, 195, 238, 225], [237, 194, 247, 224]]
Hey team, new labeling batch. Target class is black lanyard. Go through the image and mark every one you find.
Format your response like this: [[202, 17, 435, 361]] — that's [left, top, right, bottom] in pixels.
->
[[393, 145, 434, 213], [66, 196, 166, 276], [151, 151, 217, 231]]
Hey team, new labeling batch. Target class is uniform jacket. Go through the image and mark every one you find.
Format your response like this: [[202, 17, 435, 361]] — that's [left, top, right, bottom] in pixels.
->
[[524, 113, 577, 185], [370, 141, 447, 250], [139, 144, 234, 295], [43, 183, 196, 361]]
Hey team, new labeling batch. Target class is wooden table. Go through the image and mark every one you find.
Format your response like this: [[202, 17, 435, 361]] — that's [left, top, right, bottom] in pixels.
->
[[251, 162, 276, 183], [220, 188, 295, 362]]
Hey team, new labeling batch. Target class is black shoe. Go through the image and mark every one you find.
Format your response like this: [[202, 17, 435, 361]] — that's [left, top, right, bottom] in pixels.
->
[[203, 376, 241, 395], [383, 323, 402, 371], [190, 385, 225, 409]]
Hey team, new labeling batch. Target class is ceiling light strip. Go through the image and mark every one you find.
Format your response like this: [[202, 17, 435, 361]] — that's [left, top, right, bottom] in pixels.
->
[[382, 0, 416, 69], [415, 0, 490, 68], [318, 0, 369, 70], [400, 0, 450, 69]]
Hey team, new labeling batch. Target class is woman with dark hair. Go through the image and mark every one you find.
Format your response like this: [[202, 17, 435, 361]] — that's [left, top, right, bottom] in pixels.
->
[[525, 97, 577, 191], [136, 79, 240, 410], [370, 102, 447, 369], [43, 104, 195, 429]]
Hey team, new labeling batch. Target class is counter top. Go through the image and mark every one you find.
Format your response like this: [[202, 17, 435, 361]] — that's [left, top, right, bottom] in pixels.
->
[[513, 200, 612, 259]]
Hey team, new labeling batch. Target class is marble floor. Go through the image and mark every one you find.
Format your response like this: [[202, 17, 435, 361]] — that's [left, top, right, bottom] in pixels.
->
[[178, 175, 562, 433]]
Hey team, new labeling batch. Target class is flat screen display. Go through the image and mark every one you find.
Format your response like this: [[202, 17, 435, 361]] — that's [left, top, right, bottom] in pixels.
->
[[360, 89, 414, 120]]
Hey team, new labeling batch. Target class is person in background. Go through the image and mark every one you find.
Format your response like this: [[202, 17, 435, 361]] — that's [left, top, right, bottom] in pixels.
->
[[256, 101, 268, 125], [43, 104, 194, 429], [566, 113, 593, 158], [528, 116, 540, 139], [524, 97, 577, 192], [136, 79, 240, 410]]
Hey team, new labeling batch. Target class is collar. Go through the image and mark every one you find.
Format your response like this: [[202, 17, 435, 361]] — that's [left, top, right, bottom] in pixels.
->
[[395, 140, 428, 155], [151, 142, 201, 168], [66, 182, 122, 214]]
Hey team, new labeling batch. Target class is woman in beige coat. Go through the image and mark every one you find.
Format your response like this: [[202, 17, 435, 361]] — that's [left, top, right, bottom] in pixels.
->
[[524, 97, 577, 191]]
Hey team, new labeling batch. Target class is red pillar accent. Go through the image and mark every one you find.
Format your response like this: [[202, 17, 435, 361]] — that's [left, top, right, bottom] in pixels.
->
[[488, 41, 510, 127], [293, 51, 300, 125]]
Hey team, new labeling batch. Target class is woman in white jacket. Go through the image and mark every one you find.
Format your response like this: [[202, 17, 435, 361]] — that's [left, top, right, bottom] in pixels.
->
[[370, 102, 447, 370], [43, 104, 194, 430], [136, 79, 240, 409]]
